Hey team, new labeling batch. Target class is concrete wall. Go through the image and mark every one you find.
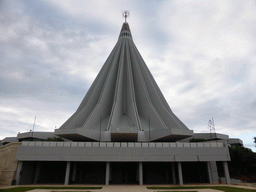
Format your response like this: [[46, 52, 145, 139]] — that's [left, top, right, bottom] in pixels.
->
[[0, 142, 21, 185], [16, 141, 230, 162]]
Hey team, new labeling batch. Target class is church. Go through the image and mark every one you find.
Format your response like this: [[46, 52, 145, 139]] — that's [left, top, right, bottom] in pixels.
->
[[1, 14, 232, 186]]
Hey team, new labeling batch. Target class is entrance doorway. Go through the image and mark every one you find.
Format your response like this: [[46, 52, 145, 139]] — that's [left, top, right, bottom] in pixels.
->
[[110, 162, 138, 184], [182, 162, 209, 184], [37, 161, 66, 184], [143, 162, 173, 184], [71, 162, 105, 184]]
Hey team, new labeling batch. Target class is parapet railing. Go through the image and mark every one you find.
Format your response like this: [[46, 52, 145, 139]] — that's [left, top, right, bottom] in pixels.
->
[[21, 141, 225, 148]]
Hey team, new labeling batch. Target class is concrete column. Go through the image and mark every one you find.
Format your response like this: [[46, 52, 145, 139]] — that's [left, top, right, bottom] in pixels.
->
[[172, 163, 176, 184], [109, 163, 112, 182], [72, 162, 76, 182], [208, 161, 219, 183], [105, 162, 110, 185], [15, 161, 23, 185], [139, 162, 143, 185], [177, 162, 183, 185], [65, 161, 71, 185], [207, 162, 213, 183], [33, 162, 41, 184], [223, 161, 230, 184]]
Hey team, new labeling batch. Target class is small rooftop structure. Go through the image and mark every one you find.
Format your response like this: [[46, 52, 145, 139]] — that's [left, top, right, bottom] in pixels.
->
[[1, 137, 18, 145], [228, 138, 243, 147]]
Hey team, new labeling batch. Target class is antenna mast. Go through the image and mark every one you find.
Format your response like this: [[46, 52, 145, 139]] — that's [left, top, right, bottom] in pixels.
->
[[122, 11, 130, 23], [32, 115, 36, 137], [207, 117, 216, 140]]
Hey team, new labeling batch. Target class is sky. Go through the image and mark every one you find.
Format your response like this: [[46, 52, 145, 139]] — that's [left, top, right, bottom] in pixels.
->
[[0, 0, 256, 151]]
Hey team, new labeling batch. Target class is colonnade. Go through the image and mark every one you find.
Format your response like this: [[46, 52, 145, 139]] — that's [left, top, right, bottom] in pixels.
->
[[14, 161, 231, 185]]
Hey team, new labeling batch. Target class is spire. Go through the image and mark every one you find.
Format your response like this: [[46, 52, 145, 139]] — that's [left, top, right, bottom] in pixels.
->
[[120, 11, 132, 39], [121, 22, 131, 32], [55, 19, 193, 142], [122, 10, 129, 23]]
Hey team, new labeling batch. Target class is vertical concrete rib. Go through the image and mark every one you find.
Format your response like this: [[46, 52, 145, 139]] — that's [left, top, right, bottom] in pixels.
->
[[208, 161, 219, 183], [129, 40, 167, 131], [33, 162, 41, 184], [132, 43, 172, 113], [106, 162, 110, 185], [223, 161, 230, 184], [139, 162, 143, 185], [65, 161, 71, 185], [75, 41, 122, 113], [107, 39, 126, 130], [125, 39, 141, 131], [207, 162, 213, 183], [131, 42, 189, 131], [177, 162, 183, 185], [82, 41, 123, 131], [15, 161, 23, 185], [60, 41, 122, 130]]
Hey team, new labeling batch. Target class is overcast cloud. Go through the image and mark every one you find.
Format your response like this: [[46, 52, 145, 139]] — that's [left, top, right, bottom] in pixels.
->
[[1, 0, 255, 151]]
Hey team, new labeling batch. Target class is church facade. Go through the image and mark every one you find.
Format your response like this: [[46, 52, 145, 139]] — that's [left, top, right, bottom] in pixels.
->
[[3, 20, 231, 185]]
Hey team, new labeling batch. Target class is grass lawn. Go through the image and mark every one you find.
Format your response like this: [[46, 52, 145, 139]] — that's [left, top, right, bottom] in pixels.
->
[[0, 186, 102, 192], [147, 186, 256, 192]]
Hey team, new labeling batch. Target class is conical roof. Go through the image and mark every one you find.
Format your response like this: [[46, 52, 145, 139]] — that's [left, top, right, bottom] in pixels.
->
[[55, 22, 193, 142]]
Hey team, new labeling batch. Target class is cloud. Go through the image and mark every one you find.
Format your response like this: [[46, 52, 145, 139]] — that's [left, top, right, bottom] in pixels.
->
[[0, 1, 101, 136], [147, 0, 256, 145], [158, 0, 256, 57], [1, 0, 256, 152]]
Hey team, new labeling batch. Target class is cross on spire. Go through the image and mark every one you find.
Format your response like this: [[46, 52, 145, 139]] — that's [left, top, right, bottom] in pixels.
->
[[122, 11, 130, 23]]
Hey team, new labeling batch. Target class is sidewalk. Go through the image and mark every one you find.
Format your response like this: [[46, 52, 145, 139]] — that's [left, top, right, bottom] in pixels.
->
[[26, 185, 223, 192], [1, 184, 256, 192]]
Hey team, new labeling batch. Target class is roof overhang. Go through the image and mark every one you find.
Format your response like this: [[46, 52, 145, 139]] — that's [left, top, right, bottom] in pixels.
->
[[145, 129, 193, 142], [55, 128, 111, 141]]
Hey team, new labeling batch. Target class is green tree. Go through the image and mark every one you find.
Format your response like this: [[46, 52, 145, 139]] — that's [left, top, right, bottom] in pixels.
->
[[228, 146, 256, 182]]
